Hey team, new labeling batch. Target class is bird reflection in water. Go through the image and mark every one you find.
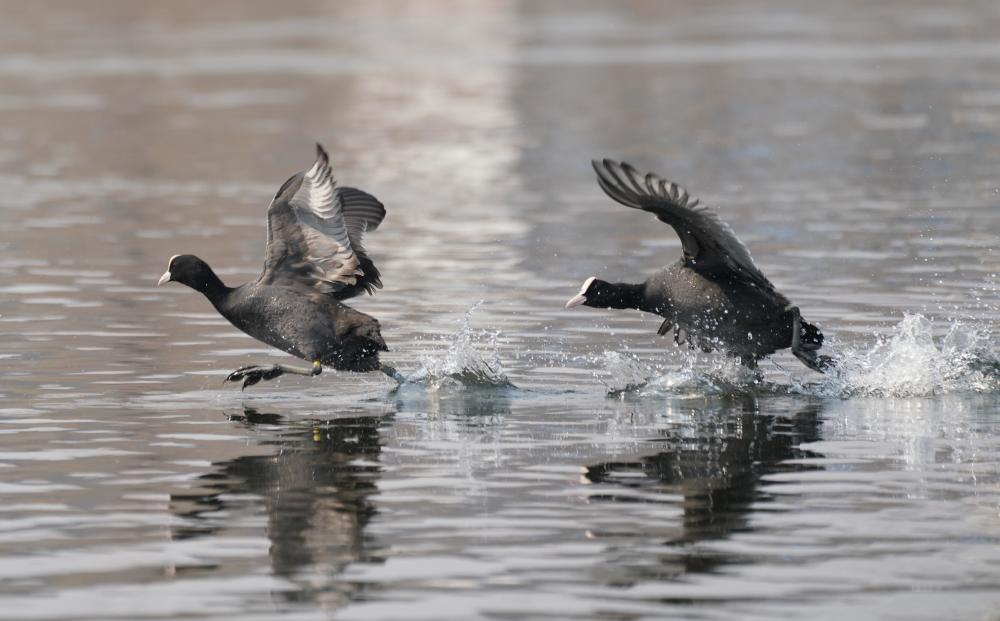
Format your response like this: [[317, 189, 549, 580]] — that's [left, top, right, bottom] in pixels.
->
[[170, 405, 388, 609], [585, 399, 824, 580]]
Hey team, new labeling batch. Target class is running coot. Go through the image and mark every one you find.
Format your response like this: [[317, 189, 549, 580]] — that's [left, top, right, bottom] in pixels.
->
[[158, 144, 398, 388], [566, 159, 832, 372]]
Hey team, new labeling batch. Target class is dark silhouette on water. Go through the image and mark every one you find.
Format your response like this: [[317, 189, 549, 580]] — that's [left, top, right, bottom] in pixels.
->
[[171, 406, 386, 609], [567, 159, 832, 372], [158, 144, 399, 388], [585, 401, 823, 580]]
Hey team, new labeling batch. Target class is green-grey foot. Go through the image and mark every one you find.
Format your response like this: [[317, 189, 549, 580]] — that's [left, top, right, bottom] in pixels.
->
[[793, 350, 834, 373], [225, 365, 286, 390], [790, 307, 832, 373]]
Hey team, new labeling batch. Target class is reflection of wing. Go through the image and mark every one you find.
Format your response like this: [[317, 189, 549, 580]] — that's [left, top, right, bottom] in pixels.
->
[[260, 144, 386, 298], [593, 159, 774, 289]]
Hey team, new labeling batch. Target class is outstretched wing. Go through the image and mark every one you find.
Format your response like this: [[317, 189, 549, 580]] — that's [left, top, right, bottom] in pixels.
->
[[592, 158, 773, 289], [260, 144, 386, 298]]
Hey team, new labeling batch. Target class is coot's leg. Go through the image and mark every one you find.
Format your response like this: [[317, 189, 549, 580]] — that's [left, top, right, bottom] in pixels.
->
[[225, 360, 322, 390], [790, 308, 833, 373], [379, 364, 405, 384]]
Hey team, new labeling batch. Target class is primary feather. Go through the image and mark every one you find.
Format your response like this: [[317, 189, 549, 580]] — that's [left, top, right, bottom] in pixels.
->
[[260, 144, 386, 299]]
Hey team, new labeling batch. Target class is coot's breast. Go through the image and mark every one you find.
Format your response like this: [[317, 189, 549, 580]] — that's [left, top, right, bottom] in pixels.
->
[[217, 285, 338, 361]]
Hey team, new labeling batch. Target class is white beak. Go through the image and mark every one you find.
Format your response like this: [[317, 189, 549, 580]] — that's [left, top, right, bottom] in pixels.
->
[[157, 270, 171, 286], [565, 293, 586, 309]]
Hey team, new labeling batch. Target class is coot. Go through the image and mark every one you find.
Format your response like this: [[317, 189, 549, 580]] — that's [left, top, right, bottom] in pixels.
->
[[566, 159, 831, 372], [158, 144, 398, 388]]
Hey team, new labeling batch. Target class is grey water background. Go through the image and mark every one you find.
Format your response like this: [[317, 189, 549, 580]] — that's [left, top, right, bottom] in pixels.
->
[[1, 1, 1000, 619]]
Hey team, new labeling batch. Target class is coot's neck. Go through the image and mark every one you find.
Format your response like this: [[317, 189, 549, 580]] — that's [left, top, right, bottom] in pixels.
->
[[190, 266, 231, 307], [604, 283, 648, 311]]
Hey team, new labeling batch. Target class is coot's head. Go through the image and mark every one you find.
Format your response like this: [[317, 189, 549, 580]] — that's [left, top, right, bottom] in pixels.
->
[[565, 276, 613, 309], [157, 254, 215, 290]]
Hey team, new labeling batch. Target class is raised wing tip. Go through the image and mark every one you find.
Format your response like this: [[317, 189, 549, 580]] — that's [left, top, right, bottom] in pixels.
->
[[592, 158, 618, 184], [593, 158, 640, 192], [315, 142, 329, 165], [606, 158, 642, 177], [593, 158, 643, 184], [592, 158, 620, 173], [618, 160, 639, 175]]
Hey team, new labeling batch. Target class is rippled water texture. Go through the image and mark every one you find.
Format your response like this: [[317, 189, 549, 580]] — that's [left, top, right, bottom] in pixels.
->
[[1, 1, 999, 619]]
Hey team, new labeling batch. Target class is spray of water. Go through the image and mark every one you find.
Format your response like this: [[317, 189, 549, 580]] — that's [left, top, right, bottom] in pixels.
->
[[598, 313, 999, 398], [799, 314, 1000, 397], [597, 349, 761, 396], [405, 301, 512, 391]]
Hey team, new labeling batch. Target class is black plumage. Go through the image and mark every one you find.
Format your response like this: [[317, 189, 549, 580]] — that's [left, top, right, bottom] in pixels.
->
[[159, 144, 397, 388], [566, 159, 831, 372]]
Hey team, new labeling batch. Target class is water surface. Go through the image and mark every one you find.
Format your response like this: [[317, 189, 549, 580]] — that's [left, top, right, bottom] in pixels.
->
[[1, 1, 999, 619]]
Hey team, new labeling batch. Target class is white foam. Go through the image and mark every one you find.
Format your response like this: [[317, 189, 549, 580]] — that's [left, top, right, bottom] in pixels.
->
[[597, 313, 999, 398], [800, 313, 1000, 398], [406, 301, 512, 391]]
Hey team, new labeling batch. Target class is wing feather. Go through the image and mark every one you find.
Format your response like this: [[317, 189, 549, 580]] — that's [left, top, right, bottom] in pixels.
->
[[259, 144, 385, 298], [592, 158, 773, 289]]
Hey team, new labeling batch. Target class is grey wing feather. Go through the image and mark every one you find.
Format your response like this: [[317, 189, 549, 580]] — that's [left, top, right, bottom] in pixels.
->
[[260, 144, 385, 296], [337, 186, 385, 260], [592, 159, 773, 289], [337, 186, 386, 295]]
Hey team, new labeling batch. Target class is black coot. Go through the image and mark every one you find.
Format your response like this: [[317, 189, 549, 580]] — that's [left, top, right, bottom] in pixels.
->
[[158, 144, 398, 388], [566, 159, 831, 372]]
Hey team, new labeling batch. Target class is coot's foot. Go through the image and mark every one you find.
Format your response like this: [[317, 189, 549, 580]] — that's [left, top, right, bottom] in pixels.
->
[[225, 360, 322, 390], [225, 365, 286, 390], [793, 350, 835, 373], [380, 364, 405, 384], [790, 309, 833, 373]]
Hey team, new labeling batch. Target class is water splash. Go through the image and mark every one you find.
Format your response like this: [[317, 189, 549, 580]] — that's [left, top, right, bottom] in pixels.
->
[[405, 302, 512, 391], [597, 314, 999, 398], [598, 350, 762, 397], [799, 313, 1000, 397], [597, 351, 651, 394]]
